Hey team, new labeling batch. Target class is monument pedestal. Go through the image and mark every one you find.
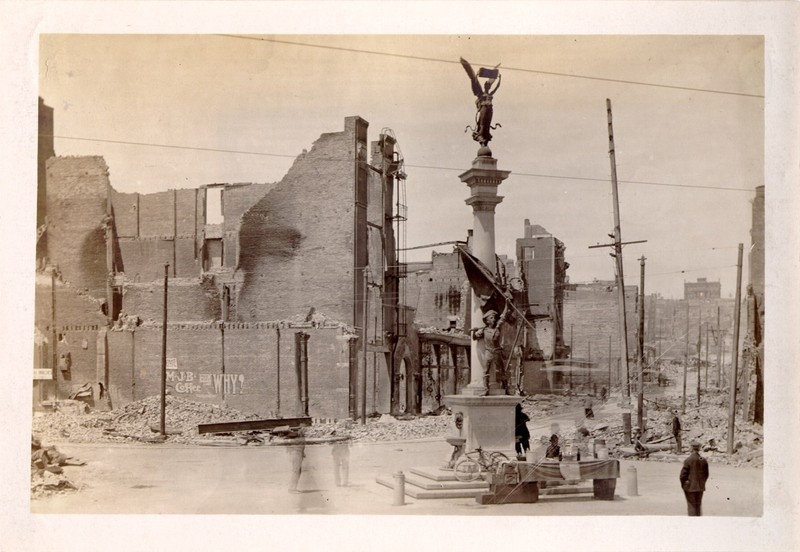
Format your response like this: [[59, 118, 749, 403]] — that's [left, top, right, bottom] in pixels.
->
[[444, 394, 520, 454]]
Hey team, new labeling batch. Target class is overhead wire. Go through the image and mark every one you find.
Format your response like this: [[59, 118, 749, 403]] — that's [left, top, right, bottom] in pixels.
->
[[217, 34, 764, 99], [45, 134, 755, 194]]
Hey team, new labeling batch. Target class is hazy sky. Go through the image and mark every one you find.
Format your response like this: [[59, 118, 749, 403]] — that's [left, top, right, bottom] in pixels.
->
[[39, 34, 762, 299]]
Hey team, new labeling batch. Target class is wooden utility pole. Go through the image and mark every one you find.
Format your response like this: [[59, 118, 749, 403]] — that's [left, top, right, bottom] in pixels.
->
[[697, 308, 702, 406], [727, 244, 744, 454], [588, 341, 592, 387], [570, 324, 574, 390], [608, 98, 630, 399], [682, 303, 689, 415], [637, 256, 646, 432], [586, 100, 646, 399], [741, 295, 752, 420], [608, 334, 612, 390], [705, 322, 710, 389], [160, 262, 169, 437], [716, 306, 722, 388]]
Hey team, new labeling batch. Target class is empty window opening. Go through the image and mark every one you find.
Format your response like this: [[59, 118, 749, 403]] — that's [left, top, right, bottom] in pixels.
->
[[206, 187, 224, 225], [206, 239, 223, 269]]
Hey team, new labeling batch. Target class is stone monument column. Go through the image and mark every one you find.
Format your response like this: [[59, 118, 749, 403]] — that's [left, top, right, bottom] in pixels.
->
[[461, 150, 510, 396], [444, 58, 520, 455]]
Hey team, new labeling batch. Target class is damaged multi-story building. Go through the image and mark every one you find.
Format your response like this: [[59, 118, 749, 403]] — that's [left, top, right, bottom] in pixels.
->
[[35, 104, 421, 419]]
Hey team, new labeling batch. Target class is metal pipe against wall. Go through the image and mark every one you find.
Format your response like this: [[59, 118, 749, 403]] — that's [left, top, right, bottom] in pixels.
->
[[349, 338, 358, 419], [294, 332, 308, 417], [51, 269, 58, 401], [160, 262, 169, 437], [361, 268, 370, 425], [105, 185, 114, 328], [276, 328, 281, 416], [301, 333, 310, 417]]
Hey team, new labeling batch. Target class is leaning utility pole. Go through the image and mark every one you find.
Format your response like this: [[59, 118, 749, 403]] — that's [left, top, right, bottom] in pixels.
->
[[607, 98, 630, 399], [727, 244, 744, 454], [587, 100, 646, 399], [637, 256, 646, 432]]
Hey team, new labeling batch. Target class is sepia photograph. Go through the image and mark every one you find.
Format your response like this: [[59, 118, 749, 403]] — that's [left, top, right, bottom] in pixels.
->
[[2, 2, 798, 551]]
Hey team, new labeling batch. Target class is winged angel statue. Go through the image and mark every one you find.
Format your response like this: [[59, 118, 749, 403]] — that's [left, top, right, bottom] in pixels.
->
[[460, 57, 502, 147]]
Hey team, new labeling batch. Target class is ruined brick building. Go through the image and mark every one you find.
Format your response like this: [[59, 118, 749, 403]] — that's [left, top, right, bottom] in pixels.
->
[[35, 104, 415, 419]]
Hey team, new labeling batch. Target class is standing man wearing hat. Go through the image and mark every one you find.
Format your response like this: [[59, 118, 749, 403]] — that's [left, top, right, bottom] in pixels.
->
[[679, 441, 710, 516]]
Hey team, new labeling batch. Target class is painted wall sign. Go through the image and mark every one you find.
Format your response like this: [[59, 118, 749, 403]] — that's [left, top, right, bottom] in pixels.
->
[[166, 370, 245, 395], [33, 369, 53, 380]]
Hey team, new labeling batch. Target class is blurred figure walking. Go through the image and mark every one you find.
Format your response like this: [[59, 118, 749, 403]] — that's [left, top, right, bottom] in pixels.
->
[[286, 429, 306, 493], [331, 436, 351, 487]]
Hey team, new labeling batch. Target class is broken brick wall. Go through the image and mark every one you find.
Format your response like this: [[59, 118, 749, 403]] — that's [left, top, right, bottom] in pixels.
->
[[517, 232, 557, 319], [121, 279, 221, 323], [106, 325, 351, 418], [112, 188, 203, 280], [405, 251, 467, 330], [50, 327, 103, 400], [35, 273, 107, 331], [236, 118, 363, 325], [220, 183, 275, 268], [45, 156, 110, 299], [562, 284, 639, 386]]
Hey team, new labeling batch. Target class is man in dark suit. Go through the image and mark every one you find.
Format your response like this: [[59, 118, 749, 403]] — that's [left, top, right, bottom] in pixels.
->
[[679, 441, 710, 516]]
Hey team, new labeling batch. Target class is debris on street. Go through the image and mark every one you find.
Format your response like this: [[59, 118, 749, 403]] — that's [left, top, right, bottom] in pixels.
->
[[30, 376, 762, 469], [31, 435, 84, 498]]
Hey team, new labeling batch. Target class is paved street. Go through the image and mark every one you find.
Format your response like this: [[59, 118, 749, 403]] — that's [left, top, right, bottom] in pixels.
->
[[31, 436, 761, 517]]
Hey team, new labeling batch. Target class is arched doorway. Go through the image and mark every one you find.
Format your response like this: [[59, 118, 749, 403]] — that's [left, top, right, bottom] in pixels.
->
[[393, 339, 417, 414], [397, 357, 408, 413]]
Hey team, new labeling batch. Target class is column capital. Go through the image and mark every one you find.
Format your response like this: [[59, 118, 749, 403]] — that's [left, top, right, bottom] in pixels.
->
[[465, 193, 504, 212]]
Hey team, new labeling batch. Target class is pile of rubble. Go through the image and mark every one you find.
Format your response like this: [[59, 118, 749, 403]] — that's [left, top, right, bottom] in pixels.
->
[[31, 386, 762, 468], [518, 387, 763, 468], [303, 413, 452, 443], [32, 395, 265, 445], [31, 395, 454, 447], [31, 436, 84, 498]]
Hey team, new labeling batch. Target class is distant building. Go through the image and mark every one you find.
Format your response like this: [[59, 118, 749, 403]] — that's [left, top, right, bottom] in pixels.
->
[[684, 277, 721, 300], [749, 185, 765, 304], [558, 280, 639, 392], [405, 251, 468, 331]]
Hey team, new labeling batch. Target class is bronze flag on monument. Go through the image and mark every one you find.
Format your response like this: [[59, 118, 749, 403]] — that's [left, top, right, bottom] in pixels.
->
[[456, 245, 511, 317]]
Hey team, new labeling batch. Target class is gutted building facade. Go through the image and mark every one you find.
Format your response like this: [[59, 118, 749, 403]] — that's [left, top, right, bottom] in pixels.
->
[[35, 112, 411, 418]]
